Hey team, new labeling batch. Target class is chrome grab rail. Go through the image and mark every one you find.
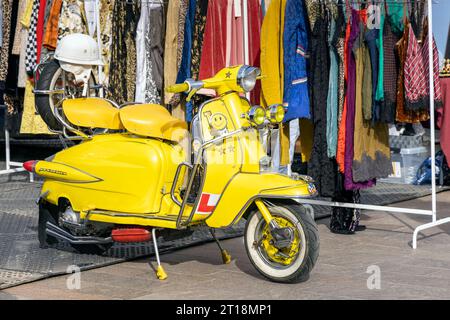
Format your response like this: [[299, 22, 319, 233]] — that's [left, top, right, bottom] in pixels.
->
[[175, 128, 244, 229]]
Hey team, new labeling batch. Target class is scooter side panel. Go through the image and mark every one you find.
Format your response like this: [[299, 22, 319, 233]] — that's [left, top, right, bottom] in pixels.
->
[[42, 134, 185, 214], [205, 173, 312, 228]]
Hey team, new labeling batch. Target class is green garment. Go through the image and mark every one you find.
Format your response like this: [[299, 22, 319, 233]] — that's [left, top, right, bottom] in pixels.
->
[[375, 8, 384, 102], [387, 2, 407, 34]]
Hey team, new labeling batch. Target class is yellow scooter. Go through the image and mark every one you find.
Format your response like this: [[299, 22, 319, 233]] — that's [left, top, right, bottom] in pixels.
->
[[25, 65, 319, 283]]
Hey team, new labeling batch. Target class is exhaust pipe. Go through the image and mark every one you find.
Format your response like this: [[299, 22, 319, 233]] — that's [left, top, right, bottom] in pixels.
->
[[46, 221, 113, 244]]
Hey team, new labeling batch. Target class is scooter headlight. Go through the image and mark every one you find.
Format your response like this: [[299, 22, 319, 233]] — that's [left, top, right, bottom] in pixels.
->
[[247, 106, 266, 126], [237, 65, 260, 92], [267, 104, 285, 123]]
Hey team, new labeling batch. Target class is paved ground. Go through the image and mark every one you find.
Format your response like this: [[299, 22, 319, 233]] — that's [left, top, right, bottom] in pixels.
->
[[1, 192, 450, 300]]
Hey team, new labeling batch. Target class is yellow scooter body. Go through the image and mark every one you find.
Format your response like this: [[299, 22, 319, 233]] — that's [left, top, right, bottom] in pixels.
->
[[41, 133, 186, 216], [36, 65, 316, 231]]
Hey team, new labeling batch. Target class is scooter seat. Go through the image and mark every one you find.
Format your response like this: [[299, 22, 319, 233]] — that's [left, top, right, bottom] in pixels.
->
[[119, 104, 187, 141], [62, 98, 124, 130]]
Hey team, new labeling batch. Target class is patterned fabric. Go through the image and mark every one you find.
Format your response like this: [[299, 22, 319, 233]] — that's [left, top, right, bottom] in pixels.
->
[[107, 0, 140, 105], [57, 0, 86, 41], [168, 0, 188, 110], [43, 0, 62, 50], [20, 79, 53, 134], [404, 22, 443, 111], [380, 18, 401, 124], [396, 22, 429, 123], [0, 0, 12, 82], [25, 0, 39, 76], [98, 0, 114, 86]]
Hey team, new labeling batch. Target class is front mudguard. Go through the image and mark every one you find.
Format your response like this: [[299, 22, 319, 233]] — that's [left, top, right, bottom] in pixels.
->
[[205, 173, 317, 228]]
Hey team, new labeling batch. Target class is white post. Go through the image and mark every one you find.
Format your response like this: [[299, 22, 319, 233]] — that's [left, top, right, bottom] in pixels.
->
[[5, 128, 10, 171], [428, 0, 437, 223]]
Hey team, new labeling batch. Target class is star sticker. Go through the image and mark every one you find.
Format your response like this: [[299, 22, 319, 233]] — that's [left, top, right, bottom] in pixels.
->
[[225, 71, 232, 78]]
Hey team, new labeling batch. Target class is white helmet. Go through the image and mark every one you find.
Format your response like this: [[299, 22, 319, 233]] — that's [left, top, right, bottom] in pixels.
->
[[54, 33, 104, 65]]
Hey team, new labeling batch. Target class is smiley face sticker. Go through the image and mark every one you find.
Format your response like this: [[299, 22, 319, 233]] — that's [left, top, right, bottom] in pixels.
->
[[209, 113, 228, 131]]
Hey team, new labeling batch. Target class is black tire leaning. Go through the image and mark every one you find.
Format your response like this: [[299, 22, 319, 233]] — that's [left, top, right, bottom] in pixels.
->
[[244, 203, 320, 283], [35, 60, 63, 131]]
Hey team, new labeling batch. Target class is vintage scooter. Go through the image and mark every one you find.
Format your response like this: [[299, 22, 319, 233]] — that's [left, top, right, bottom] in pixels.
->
[[27, 38, 319, 283]]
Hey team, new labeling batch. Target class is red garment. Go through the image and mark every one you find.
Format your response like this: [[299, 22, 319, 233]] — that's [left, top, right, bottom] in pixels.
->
[[198, 0, 262, 104], [247, 0, 262, 104], [36, 0, 48, 63], [438, 78, 450, 166], [198, 0, 228, 80], [404, 24, 443, 110]]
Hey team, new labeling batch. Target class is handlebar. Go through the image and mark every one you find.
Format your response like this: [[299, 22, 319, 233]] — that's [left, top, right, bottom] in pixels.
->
[[166, 83, 189, 93]]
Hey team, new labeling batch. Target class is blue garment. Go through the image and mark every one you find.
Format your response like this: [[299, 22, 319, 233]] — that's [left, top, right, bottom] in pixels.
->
[[282, 0, 310, 122], [175, 0, 196, 121], [327, 18, 338, 158]]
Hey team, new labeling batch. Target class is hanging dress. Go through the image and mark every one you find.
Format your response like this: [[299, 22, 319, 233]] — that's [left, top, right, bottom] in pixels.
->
[[343, 9, 375, 190], [107, 1, 140, 105], [353, 20, 392, 183], [396, 22, 429, 123], [307, 11, 336, 198]]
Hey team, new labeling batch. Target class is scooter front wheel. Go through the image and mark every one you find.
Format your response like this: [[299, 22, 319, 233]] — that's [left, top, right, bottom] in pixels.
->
[[244, 202, 319, 283]]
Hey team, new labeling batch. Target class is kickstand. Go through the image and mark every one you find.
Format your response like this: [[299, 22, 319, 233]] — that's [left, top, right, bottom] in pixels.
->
[[209, 228, 232, 264], [152, 228, 168, 280]]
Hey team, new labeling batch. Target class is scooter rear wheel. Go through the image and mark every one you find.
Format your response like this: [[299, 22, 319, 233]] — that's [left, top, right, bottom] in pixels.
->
[[244, 202, 319, 283]]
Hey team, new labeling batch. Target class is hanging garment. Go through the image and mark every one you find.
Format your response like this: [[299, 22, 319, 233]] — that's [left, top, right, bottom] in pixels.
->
[[375, 6, 385, 107], [330, 175, 361, 234], [307, 13, 336, 198], [97, 0, 115, 86], [352, 21, 392, 183], [35, 0, 48, 63], [164, 0, 182, 105], [327, 13, 339, 159], [186, 0, 208, 118], [343, 9, 375, 191], [336, 16, 352, 174], [247, 0, 262, 104], [42, 0, 62, 50], [20, 80, 53, 134], [57, 0, 86, 41], [380, 18, 401, 123], [228, 0, 244, 67], [135, 0, 163, 104], [438, 78, 450, 167], [198, 0, 229, 80], [336, 5, 346, 124], [260, 0, 285, 106], [108, 1, 140, 105], [168, 0, 188, 114], [386, 0, 406, 35], [260, 0, 289, 167], [404, 21, 443, 111], [396, 22, 429, 123], [18, 0, 32, 88], [282, 0, 310, 122], [364, 27, 379, 121], [25, 0, 39, 75], [0, 0, 12, 106], [0, 0, 3, 48], [11, 0, 27, 55]]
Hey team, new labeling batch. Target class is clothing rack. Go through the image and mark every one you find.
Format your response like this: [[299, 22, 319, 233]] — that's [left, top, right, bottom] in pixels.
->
[[291, 0, 449, 249], [0, 0, 447, 249]]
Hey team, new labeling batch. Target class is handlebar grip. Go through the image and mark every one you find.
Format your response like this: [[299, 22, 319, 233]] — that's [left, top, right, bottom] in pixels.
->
[[166, 83, 189, 93]]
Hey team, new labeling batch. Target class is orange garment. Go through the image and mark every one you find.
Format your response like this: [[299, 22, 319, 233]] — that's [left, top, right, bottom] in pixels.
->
[[336, 19, 351, 173], [42, 0, 62, 50]]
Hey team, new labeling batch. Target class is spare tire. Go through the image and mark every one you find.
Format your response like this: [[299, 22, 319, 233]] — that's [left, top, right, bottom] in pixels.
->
[[35, 60, 64, 131]]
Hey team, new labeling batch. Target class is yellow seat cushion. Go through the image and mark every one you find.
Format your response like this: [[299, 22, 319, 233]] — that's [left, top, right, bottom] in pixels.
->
[[62, 98, 123, 130], [119, 104, 188, 141]]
